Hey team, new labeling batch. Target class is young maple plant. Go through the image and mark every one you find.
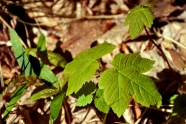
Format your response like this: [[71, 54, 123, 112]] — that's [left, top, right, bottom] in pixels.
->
[[64, 43, 161, 117], [3, 3, 162, 123], [63, 3, 161, 117]]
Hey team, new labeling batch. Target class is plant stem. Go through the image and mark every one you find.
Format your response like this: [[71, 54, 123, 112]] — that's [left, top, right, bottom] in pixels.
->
[[0, 15, 28, 48], [103, 113, 108, 124], [144, 27, 172, 71]]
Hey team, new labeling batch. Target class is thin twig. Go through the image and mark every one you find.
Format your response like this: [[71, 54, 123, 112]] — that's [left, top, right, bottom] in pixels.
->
[[164, 113, 173, 124], [0, 16, 12, 29], [134, 108, 148, 124], [103, 113, 108, 124], [23, 24, 31, 48], [0, 15, 27, 48], [64, 98, 72, 124], [163, 35, 186, 50], [144, 27, 172, 71]]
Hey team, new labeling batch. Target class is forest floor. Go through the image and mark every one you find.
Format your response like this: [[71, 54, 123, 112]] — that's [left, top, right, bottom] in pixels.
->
[[1, 0, 186, 124]]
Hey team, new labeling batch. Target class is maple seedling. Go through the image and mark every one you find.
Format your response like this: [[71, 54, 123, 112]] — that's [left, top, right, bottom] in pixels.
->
[[5, 3, 162, 123], [124, 3, 154, 39]]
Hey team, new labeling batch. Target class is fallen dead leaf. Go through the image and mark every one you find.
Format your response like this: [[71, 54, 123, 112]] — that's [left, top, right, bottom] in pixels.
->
[[61, 20, 107, 58], [168, 49, 185, 68], [152, 0, 180, 17]]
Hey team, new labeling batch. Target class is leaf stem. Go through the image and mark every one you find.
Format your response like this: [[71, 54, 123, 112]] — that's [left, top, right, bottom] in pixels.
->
[[103, 113, 108, 124], [64, 98, 72, 124], [144, 27, 172, 71]]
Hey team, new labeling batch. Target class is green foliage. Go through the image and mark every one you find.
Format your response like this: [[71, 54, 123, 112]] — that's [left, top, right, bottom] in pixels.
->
[[76, 94, 93, 106], [3, 83, 28, 118], [30, 87, 58, 101], [99, 53, 162, 117], [56, 74, 69, 91], [94, 89, 110, 113], [27, 33, 67, 68], [37, 34, 49, 64], [8, 5, 163, 121], [10, 30, 58, 85], [64, 42, 115, 95], [37, 34, 47, 52], [76, 81, 96, 106], [50, 91, 65, 120], [124, 3, 154, 39], [25, 48, 67, 68], [10, 29, 33, 76]]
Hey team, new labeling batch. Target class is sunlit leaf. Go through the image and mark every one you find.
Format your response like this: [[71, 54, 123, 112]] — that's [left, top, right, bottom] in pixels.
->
[[56, 74, 69, 91], [99, 53, 162, 117], [94, 89, 110, 113], [30, 87, 58, 101], [64, 42, 115, 95], [37, 34, 47, 51], [76, 94, 93, 107], [10, 29, 33, 76], [124, 3, 154, 39]]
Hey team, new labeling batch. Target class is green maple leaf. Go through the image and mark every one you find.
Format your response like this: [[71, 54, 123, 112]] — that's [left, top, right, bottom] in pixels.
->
[[94, 89, 110, 113], [64, 42, 115, 95], [76, 94, 93, 107], [76, 81, 96, 106], [99, 53, 162, 117], [50, 91, 65, 120], [124, 3, 154, 39]]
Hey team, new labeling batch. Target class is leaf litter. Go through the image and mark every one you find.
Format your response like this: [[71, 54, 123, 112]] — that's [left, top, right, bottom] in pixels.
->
[[1, 0, 186, 124]]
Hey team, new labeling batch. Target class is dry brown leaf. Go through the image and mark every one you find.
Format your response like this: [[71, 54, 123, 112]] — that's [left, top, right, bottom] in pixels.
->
[[151, 0, 180, 17], [180, 33, 186, 58], [24, 0, 76, 27], [61, 20, 107, 58], [168, 49, 185, 68]]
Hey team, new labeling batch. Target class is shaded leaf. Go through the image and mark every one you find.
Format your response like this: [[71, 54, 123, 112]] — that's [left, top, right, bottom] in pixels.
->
[[37, 34, 47, 51], [76, 81, 96, 96], [50, 91, 65, 120], [10, 29, 33, 76], [124, 3, 154, 39], [28, 56, 58, 85], [99, 53, 161, 117], [25, 48, 67, 68], [94, 89, 110, 113], [37, 34, 50, 64], [30, 87, 58, 101], [10, 30, 58, 85], [3, 83, 28, 118], [76, 81, 96, 106], [56, 74, 69, 91], [64, 42, 115, 95], [170, 94, 179, 104], [173, 94, 186, 118]]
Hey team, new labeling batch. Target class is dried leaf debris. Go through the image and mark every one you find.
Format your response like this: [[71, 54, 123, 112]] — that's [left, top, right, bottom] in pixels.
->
[[1, 0, 186, 124]]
